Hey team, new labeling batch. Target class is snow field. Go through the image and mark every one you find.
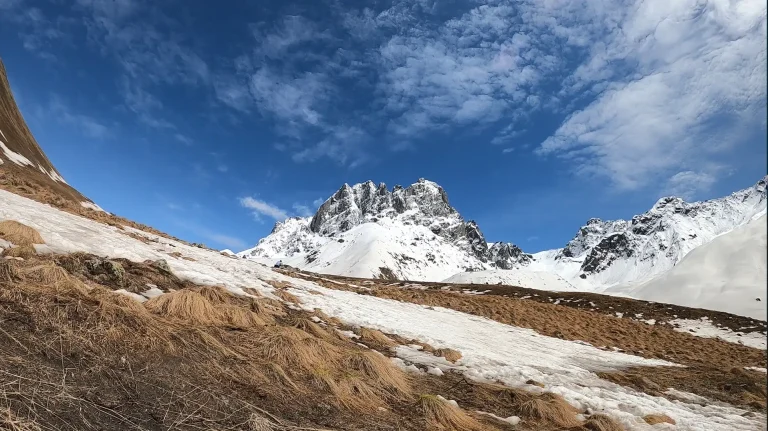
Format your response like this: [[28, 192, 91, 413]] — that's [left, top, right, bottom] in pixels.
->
[[442, 268, 577, 292], [0, 188, 764, 431]]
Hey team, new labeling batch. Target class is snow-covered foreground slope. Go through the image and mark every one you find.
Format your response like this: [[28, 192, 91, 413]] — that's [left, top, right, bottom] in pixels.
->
[[1, 189, 764, 430], [441, 269, 577, 292], [607, 214, 767, 320]]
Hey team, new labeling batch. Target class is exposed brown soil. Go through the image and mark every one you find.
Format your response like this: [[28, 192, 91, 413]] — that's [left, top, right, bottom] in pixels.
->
[[285, 270, 768, 412], [0, 251, 632, 431]]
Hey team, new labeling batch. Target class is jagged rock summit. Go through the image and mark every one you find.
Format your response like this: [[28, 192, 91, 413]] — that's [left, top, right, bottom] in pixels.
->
[[239, 178, 532, 280]]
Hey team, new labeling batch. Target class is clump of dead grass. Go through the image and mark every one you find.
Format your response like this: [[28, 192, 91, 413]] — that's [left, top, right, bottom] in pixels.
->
[[643, 414, 675, 425], [196, 285, 234, 304], [145, 290, 221, 325], [272, 289, 300, 304], [0, 220, 44, 246], [0, 259, 18, 283], [251, 327, 342, 373], [343, 350, 411, 398], [0, 407, 43, 431], [359, 327, 398, 349], [435, 348, 462, 363], [290, 317, 334, 340], [417, 394, 485, 431], [514, 391, 582, 428], [19, 262, 69, 284], [1, 244, 35, 259], [580, 413, 625, 431]]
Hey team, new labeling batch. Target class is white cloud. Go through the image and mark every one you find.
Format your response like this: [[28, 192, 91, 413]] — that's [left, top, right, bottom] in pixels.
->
[[239, 197, 290, 221], [47, 96, 110, 139], [292, 203, 313, 217], [664, 170, 718, 200], [533, 0, 766, 192], [312, 197, 325, 208]]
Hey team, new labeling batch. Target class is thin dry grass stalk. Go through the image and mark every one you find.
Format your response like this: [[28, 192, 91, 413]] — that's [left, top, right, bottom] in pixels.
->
[[417, 394, 485, 431], [0, 220, 44, 246]]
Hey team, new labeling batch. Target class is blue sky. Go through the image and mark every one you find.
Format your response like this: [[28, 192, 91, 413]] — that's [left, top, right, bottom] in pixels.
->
[[0, 0, 765, 252]]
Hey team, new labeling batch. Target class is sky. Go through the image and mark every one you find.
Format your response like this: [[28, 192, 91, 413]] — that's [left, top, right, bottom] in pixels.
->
[[0, 0, 765, 253]]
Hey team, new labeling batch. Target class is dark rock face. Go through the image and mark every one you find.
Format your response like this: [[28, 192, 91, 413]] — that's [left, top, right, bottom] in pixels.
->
[[487, 242, 533, 269], [580, 233, 634, 274], [304, 178, 529, 268]]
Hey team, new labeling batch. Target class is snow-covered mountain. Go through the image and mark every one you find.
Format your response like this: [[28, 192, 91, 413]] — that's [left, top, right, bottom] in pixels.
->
[[240, 176, 767, 293], [529, 176, 767, 290], [605, 212, 767, 320], [239, 179, 531, 281]]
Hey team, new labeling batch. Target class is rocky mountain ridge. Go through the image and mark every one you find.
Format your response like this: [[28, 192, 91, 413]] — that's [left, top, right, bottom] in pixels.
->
[[243, 178, 532, 271], [240, 176, 767, 287]]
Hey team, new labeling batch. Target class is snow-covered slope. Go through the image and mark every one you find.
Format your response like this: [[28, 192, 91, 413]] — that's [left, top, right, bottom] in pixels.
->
[[529, 177, 767, 290], [606, 213, 767, 320], [441, 269, 577, 292], [1, 188, 764, 430], [240, 179, 531, 280]]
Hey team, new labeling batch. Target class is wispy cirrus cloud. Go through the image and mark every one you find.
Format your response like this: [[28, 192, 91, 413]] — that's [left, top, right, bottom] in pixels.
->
[[45, 96, 111, 139], [239, 197, 290, 222]]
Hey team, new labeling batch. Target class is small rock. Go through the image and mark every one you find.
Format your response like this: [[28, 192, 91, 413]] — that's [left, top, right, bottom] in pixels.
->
[[151, 259, 172, 273]]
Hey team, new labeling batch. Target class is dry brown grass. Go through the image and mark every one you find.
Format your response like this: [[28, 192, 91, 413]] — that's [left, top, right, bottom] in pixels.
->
[[418, 394, 485, 431], [290, 317, 334, 340], [1, 244, 35, 259], [0, 259, 18, 282], [360, 327, 398, 349], [273, 289, 300, 304], [196, 285, 234, 304], [435, 348, 462, 363], [265, 279, 293, 289], [0, 220, 43, 246], [144, 290, 222, 325], [515, 392, 582, 428], [343, 350, 412, 398], [643, 414, 675, 425], [578, 414, 625, 431], [18, 262, 69, 284], [250, 327, 342, 373], [0, 408, 42, 431]]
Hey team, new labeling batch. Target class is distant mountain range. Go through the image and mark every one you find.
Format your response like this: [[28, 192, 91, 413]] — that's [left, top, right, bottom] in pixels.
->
[[238, 176, 767, 292]]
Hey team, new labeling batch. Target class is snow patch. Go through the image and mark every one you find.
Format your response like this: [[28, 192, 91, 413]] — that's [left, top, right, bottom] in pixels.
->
[[0, 140, 33, 166], [442, 269, 577, 292], [669, 318, 767, 350], [80, 201, 106, 212]]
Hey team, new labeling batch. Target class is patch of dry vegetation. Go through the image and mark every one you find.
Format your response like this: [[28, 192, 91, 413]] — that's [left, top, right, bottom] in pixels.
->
[[643, 414, 675, 425], [435, 348, 462, 363], [359, 327, 398, 350], [1, 244, 35, 259], [418, 394, 485, 431], [0, 251, 641, 430], [0, 220, 43, 246]]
